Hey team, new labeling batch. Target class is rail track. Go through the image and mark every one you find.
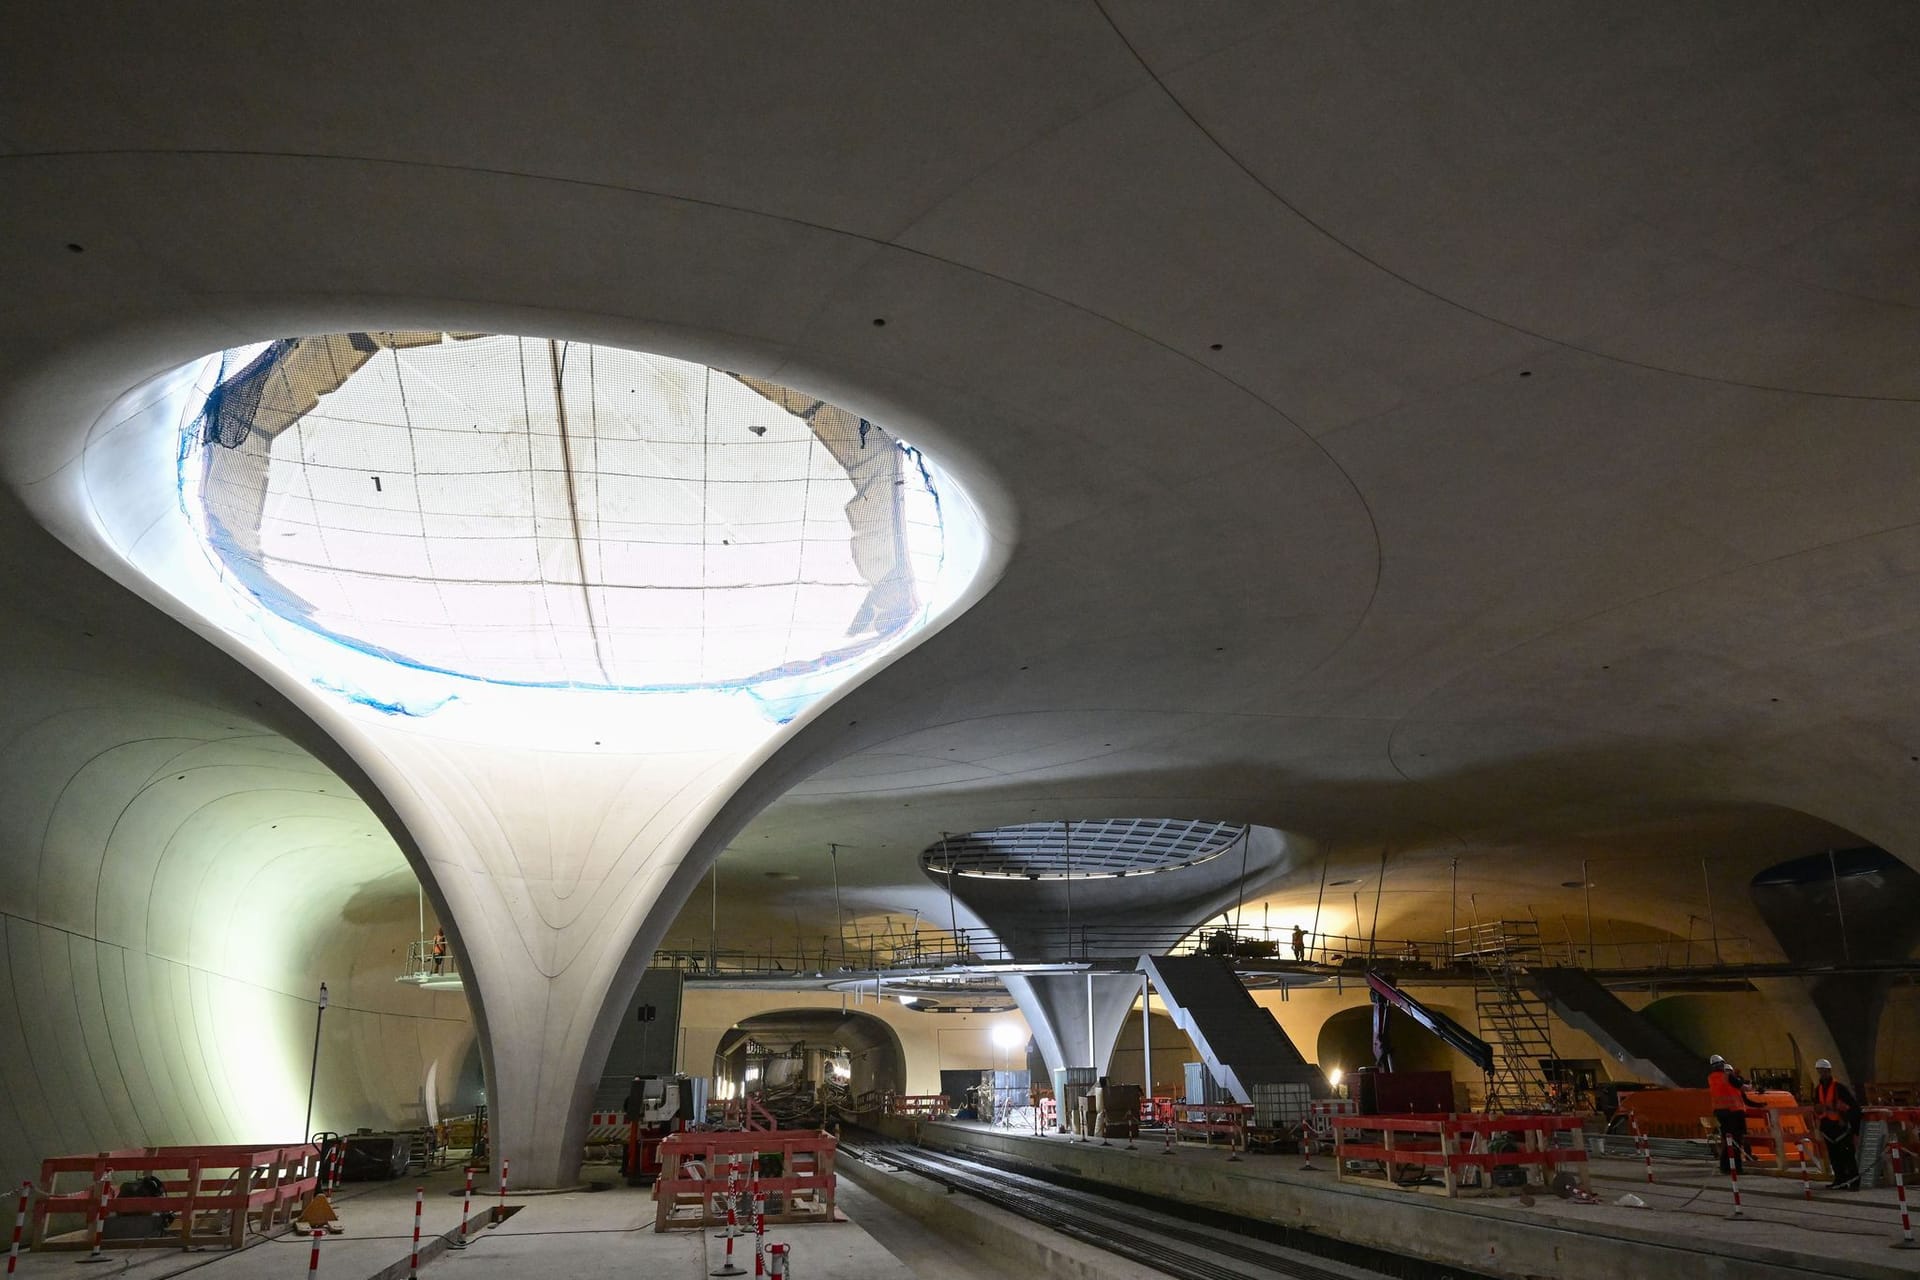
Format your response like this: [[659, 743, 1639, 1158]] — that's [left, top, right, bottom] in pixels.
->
[[841, 1137, 1498, 1280]]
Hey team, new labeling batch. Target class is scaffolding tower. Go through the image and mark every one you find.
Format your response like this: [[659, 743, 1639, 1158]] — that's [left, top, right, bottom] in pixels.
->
[[1448, 920, 1558, 1111]]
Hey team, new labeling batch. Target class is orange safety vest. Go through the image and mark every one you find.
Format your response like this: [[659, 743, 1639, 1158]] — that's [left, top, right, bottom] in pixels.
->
[[1707, 1069, 1744, 1108], [1816, 1080, 1850, 1122]]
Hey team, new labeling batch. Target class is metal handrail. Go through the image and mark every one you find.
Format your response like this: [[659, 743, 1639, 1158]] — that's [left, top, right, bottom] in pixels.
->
[[401, 938, 460, 981], [652, 920, 1753, 977]]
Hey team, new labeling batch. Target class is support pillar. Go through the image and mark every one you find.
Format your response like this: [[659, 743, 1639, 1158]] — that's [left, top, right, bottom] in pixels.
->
[[1003, 972, 1140, 1081]]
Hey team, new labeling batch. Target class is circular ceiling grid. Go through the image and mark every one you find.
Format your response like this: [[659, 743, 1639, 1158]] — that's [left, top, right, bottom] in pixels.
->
[[922, 818, 1246, 880], [181, 331, 953, 693]]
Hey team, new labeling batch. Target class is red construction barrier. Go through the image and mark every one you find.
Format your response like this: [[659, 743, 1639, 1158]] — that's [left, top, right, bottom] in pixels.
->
[[1170, 1103, 1252, 1154], [1332, 1114, 1588, 1198], [652, 1131, 836, 1232], [885, 1095, 950, 1119], [717, 1097, 780, 1131], [33, 1143, 318, 1252]]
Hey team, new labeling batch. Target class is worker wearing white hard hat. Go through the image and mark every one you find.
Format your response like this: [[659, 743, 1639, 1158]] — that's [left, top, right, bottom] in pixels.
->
[[1707, 1055, 1764, 1176], [1813, 1058, 1860, 1190]]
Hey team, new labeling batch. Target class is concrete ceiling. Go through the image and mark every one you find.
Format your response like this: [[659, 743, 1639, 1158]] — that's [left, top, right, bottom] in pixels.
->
[[4, 2, 1920, 1167]]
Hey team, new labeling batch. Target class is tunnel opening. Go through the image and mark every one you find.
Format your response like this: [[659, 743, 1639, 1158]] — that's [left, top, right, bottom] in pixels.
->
[[714, 1008, 905, 1128]]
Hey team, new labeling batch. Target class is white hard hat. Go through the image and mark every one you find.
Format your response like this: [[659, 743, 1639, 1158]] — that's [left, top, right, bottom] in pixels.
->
[[1815, 1058, 1833, 1070], [1708, 1055, 1725, 1066]]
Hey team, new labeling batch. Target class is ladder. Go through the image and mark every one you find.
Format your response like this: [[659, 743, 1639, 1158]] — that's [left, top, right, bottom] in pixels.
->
[[1450, 921, 1557, 1112]]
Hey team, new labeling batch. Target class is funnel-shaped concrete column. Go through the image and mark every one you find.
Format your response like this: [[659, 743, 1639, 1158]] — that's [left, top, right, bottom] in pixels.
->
[[930, 825, 1308, 1080], [21, 339, 998, 1187], [1004, 972, 1142, 1080], [370, 724, 762, 1184]]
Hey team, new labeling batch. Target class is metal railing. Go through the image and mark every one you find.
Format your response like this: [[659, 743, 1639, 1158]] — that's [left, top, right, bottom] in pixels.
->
[[651, 920, 1755, 979], [401, 938, 461, 982]]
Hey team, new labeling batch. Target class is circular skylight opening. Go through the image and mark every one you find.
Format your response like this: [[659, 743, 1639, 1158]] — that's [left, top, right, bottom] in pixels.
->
[[923, 819, 1246, 879], [179, 332, 956, 693]]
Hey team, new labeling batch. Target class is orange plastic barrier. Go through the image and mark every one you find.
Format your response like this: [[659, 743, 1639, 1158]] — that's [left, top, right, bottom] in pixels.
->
[[652, 1131, 837, 1232], [34, 1143, 319, 1251], [1618, 1087, 1816, 1173], [1333, 1114, 1587, 1198], [1617, 1088, 1714, 1139]]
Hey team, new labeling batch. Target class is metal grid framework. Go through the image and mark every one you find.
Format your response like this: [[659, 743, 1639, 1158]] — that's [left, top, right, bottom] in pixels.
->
[[182, 331, 948, 692], [922, 818, 1245, 879]]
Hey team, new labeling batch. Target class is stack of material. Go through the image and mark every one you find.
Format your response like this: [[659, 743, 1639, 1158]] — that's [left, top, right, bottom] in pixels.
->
[[1077, 1084, 1143, 1139]]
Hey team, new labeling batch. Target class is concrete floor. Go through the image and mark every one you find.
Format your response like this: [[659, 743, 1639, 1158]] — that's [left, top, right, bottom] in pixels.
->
[[907, 1120, 1920, 1279], [6, 1164, 986, 1280]]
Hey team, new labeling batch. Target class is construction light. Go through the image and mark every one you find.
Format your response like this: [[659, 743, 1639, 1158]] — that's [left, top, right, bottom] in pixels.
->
[[991, 1023, 1026, 1050], [1327, 1068, 1343, 1087]]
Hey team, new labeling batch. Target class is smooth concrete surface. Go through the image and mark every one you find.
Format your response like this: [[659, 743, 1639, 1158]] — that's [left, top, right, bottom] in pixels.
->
[[7, 1170, 951, 1280], [902, 1120, 1920, 1279], [832, 1177, 1051, 1280]]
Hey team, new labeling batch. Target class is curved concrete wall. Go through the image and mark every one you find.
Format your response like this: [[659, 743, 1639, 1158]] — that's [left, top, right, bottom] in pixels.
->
[[0, 651, 470, 1190]]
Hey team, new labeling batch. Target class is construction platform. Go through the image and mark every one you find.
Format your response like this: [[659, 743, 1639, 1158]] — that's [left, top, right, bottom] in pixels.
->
[[1, 1164, 992, 1280], [880, 1118, 1920, 1280]]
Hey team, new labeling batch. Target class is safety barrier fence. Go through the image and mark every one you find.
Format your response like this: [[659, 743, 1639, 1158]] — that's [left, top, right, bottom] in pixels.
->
[[1140, 1096, 1178, 1126], [582, 1110, 637, 1170], [584, 1111, 632, 1141], [1170, 1103, 1251, 1152], [884, 1095, 950, 1118], [1333, 1114, 1588, 1199], [714, 1096, 779, 1131], [33, 1143, 318, 1251], [652, 1132, 837, 1232]]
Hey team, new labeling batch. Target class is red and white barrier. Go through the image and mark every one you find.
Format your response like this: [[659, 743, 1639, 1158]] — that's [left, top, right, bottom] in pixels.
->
[[711, 1171, 746, 1277], [408, 1186, 422, 1278], [710, 1155, 746, 1275], [1893, 1142, 1916, 1248], [584, 1111, 631, 1142], [752, 1179, 766, 1278], [497, 1158, 509, 1223], [8, 1180, 28, 1275], [1799, 1141, 1813, 1201], [307, 1226, 322, 1276], [1725, 1135, 1745, 1219], [1634, 1122, 1654, 1184], [766, 1242, 790, 1277], [451, 1166, 472, 1249], [83, 1169, 112, 1262]]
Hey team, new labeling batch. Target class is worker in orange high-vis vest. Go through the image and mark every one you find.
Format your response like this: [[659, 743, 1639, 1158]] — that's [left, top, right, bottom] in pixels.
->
[[1707, 1054, 1766, 1174], [1813, 1059, 1861, 1190]]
